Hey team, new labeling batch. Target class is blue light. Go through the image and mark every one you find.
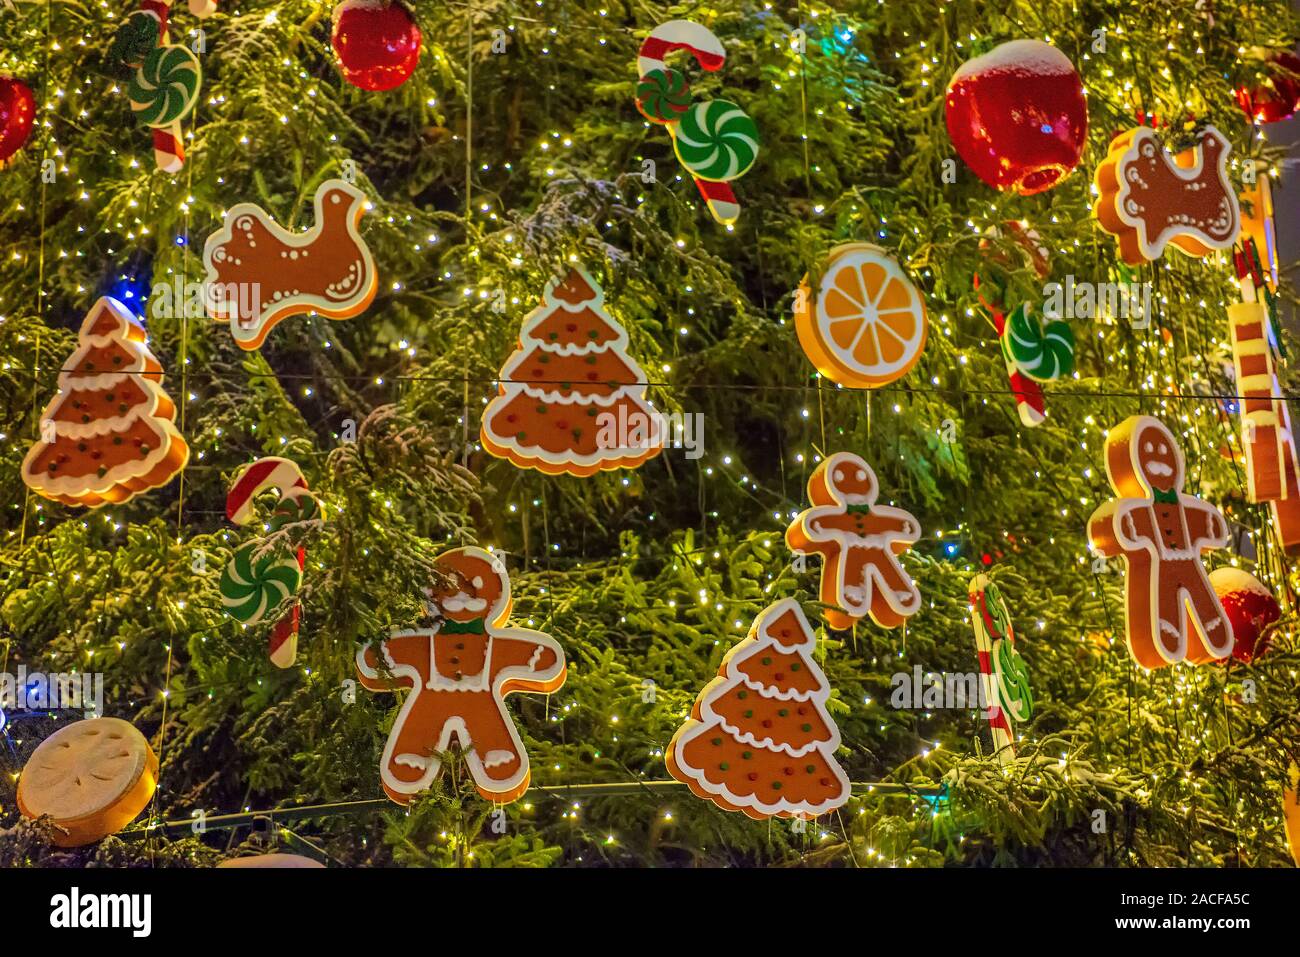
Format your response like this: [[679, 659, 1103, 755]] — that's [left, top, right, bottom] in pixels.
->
[[175, 235, 187, 247], [1040, 123, 1053, 133], [945, 544, 958, 556]]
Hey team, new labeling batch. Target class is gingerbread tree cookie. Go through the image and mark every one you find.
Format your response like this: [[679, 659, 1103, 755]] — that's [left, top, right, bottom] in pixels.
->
[[1087, 415, 1232, 669], [480, 266, 664, 476], [666, 598, 850, 820], [357, 546, 567, 805], [21, 297, 189, 507], [1094, 126, 1240, 265], [786, 451, 922, 630]]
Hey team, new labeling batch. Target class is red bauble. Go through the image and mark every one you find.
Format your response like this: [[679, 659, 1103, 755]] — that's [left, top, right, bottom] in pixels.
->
[[0, 76, 35, 166], [1209, 567, 1281, 665], [1236, 51, 1300, 124], [945, 40, 1088, 195], [331, 1, 421, 92]]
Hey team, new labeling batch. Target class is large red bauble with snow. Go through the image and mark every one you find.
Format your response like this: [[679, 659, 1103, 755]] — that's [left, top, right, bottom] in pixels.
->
[[0, 76, 35, 166], [1208, 567, 1281, 665], [945, 40, 1088, 195], [331, 1, 422, 92], [1236, 51, 1300, 124]]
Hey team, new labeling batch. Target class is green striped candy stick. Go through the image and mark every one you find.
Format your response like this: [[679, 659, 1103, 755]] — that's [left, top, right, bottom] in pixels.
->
[[129, 44, 201, 128]]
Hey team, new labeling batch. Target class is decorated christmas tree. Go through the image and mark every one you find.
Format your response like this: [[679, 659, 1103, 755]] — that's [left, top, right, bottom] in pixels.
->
[[667, 599, 850, 820], [0, 0, 1298, 876], [481, 265, 663, 476]]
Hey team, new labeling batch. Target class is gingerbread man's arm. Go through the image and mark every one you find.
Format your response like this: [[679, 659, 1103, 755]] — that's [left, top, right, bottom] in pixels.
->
[[1182, 498, 1229, 549], [489, 630, 567, 692], [863, 505, 921, 542], [356, 630, 429, 692], [1088, 500, 1155, 555]]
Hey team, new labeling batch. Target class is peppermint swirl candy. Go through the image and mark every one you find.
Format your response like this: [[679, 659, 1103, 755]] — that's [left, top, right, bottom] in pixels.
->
[[636, 68, 692, 124], [221, 541, 302, 625], [129, 45, 202, 128], [993, 639, 1033, 724], [268, 491, 321, 533], [982, 581, 1012, 640], [673, 99, 759, 181], [106, 12, 159, 80], [1000, 303, 1074, 382]]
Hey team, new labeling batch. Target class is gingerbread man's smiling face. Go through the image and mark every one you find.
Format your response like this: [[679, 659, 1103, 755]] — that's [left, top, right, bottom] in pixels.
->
[[1133, 420, 1182, 494], [826, 454, 878, 506], [426, 550, 507, 624]]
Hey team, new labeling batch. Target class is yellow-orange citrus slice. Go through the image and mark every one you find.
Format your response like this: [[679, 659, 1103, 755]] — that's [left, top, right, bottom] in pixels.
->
[[795, 243, 928, 387]]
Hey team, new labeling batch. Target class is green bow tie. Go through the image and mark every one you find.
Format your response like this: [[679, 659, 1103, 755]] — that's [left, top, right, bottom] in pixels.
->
[[1152, 488, 1179, 505], [846, 503, 872, 515], [440, 618, 485, 635]]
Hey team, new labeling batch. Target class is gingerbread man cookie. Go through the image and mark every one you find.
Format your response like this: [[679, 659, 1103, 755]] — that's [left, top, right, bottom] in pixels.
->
[[202, 179, 377, 350], [1087, 415, 1232, 669], [18, 718, 159, 846], [21, 297, 189, 507], [357, 547, 567, 805], [786, 452, 922, 630], [1094, 126, 1240, 265]]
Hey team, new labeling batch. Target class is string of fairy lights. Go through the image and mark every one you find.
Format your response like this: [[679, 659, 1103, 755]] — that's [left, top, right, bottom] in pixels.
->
[[0, 1, 1297, 864]]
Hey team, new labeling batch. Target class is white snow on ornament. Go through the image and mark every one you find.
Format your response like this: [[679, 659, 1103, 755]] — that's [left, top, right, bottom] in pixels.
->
[[949, 39, 1077, 86], [1211, 567, 1272, 598]]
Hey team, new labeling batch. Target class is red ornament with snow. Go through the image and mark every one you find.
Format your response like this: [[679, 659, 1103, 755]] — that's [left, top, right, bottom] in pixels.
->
[[1208, 568, 1281, 665], [666, 598, 851, 820], [480, 265, 664, 476], [1236, 51, 1300, 124], [945, 40, 1087, 195], [0, 76, 35, 166], [331, 1, 421, 92]]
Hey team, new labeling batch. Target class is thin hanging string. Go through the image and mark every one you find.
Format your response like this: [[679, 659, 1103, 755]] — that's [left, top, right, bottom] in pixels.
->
[[461, 0, 474, 479], [19, 0, 54, 552]]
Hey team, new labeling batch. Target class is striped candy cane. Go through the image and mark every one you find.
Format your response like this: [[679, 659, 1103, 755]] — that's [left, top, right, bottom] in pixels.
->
[[636, 21, 745, 225], [968, 574, 1031, 764], [226, 457, 315, 668]]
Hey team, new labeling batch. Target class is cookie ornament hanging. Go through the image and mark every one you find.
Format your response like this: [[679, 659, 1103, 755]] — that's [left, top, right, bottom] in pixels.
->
[[944, 39, 1088, 195], [332, 1, 422, 92], [1087, 415, 1233, 670]]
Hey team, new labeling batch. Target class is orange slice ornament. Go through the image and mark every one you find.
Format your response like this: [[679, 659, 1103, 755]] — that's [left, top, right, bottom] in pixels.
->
[[795, 243, 929, 388]]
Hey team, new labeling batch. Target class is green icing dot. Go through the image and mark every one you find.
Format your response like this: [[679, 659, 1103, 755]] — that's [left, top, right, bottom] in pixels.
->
[[805, 764, 816, 774], [710, 737, 722, 746], [790, 663, 802, 671], [741, 751, 752, 760], [801, 723, 812, 732]]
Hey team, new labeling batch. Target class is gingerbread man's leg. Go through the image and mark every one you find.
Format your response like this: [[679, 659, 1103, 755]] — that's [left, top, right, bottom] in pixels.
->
[[1123, 563, 1169, 670], [862, 548, 921, 626], [461, 692, 531, 801], [381, 690, 451, 802], [1178, 567, 1231, 663]]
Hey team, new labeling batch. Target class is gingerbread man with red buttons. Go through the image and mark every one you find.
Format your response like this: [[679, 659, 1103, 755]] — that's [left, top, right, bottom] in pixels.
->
[[357, 546, 567, 804], [1088, 415, 1232, 669], [786, 451, 922, 630]]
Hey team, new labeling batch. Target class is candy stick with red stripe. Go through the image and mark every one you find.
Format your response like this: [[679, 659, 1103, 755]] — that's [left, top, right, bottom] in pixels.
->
[[226, 457, 316, 668], [968, 575, 1034, 764]]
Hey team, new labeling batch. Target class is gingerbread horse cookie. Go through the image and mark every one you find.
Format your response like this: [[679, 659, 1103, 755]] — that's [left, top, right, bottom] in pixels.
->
[[202, 179, 377, 350], [357, 547, 566, 805], [786, 452, 922, 630], [1094, 125, 1240, 265], [1088, 415, 1232, 669]]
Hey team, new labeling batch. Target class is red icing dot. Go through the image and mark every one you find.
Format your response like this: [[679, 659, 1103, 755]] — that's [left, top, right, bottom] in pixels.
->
[[774, 672, 785, 681], [532, 368, 544, 378], [761, 719, 772, 728], [565, 322, 577, 332], [747, 772, 758, 781], [783, 766, 795, 776], [797, 706, 807, 715], [505, 413, 517, 423], [556, 420, 569, 430], [586, 371, 599, 380]]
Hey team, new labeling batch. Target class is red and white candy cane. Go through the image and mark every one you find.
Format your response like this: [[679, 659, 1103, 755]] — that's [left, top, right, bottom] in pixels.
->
[[137, 0, 218, 172], [227, 457, 311, 668], [968, 575, 1015, 764], [637, 20, 742, 225]]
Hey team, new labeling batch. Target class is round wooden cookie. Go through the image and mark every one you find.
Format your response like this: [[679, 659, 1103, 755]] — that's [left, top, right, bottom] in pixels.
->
[[17, 717, 159, 847], [218, 853, 325, 869]]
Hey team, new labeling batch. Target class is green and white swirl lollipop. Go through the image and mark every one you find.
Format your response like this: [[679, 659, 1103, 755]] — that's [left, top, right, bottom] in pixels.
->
[[220, 541, 302, 626], [129, 44, 201, 129], [673, 99, 759, 182]]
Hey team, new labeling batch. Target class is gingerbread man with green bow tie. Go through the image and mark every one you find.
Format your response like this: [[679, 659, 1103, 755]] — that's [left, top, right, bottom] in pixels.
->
[[1088, 415, 1232, 669], [786, 452, 922, 630], [357, 547, 567, 805]]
